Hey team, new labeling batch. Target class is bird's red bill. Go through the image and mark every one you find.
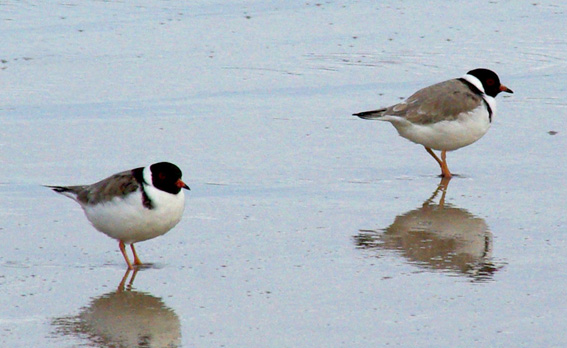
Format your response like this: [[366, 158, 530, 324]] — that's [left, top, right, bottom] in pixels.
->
[[500, 84, 513, 93], [176, 179, 190, 190]]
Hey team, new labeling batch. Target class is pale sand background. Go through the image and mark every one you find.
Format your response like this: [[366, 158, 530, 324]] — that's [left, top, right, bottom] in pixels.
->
[[1, 1, 567, 347]]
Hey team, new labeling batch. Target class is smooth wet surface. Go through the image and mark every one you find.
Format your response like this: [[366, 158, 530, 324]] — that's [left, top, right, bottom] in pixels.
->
[[2, 1, 567, 347]]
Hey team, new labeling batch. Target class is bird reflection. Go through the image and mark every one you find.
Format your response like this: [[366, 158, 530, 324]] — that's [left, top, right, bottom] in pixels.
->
[[354, 178, 501, 281], [52, 269, 181, 347]]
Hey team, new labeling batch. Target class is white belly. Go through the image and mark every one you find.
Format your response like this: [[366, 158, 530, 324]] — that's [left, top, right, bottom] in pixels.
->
[[387, 106, 491, 151], [83, 190, 185, 244]]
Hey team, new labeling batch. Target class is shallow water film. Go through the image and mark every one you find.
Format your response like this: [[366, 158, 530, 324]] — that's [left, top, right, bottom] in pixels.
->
[[2, 1, 567, 347]]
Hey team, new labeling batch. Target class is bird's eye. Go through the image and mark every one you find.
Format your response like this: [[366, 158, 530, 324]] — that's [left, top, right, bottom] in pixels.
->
[[486, 79, 495, 86], [158, 173, 166, 180]]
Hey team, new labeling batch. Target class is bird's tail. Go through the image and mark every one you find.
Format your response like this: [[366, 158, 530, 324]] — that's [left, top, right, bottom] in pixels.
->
[[352, 108, 387, 120], [46, 185, 70, 193], [45, 185, 81, 202]]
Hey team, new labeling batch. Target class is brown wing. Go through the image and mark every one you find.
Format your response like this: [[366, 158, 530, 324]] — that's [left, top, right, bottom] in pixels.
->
[[383, 79, 484, 125], [75, 170, 140, 205]]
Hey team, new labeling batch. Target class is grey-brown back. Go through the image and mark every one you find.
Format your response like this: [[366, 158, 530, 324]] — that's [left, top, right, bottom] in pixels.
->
[[382, 79, 484, 125], [50, 170, 141, 206]]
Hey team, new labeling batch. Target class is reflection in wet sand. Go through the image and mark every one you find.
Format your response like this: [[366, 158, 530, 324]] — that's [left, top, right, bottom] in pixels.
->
[[354, 178, 502, 281], [52, 269, 181, 347]]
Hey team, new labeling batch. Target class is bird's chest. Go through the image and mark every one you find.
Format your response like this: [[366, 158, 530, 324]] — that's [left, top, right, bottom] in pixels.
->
[[396, 106, 492, 151], [83, 191, 185, 242]]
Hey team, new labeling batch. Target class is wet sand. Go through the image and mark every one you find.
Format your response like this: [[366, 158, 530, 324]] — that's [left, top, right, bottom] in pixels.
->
[[1, 1, 567, 347]]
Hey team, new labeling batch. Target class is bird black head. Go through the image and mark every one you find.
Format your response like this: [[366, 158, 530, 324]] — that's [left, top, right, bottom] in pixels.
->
[[467, 68, 513, 98], [149, 162, 190, 194]]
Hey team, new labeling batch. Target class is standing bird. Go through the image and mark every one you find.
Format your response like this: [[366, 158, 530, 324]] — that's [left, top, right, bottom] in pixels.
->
[[47, 162, 190, 269], [353, 68, 513, 178]]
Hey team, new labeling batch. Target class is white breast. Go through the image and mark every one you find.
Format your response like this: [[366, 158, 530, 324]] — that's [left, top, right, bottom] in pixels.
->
[[83, 188, 185, 244], [389, 104, 493, 151]]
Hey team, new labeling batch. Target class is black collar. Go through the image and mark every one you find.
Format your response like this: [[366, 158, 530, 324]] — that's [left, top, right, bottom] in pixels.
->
[[458, 77, 493, 122], [132, 167, 154, 210]]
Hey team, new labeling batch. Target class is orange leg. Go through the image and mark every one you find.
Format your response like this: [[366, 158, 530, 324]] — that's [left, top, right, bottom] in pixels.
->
[[131, 244, 143, 266], [424, 146, 452, 178], [440, 150, 452, 178], [119, 241, 134, 270]]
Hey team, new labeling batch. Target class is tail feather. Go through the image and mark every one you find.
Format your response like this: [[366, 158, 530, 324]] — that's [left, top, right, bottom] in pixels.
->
[[352, 108, 387, 120], [46, 185, 71, 193], [45, 185, 81, 202]]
